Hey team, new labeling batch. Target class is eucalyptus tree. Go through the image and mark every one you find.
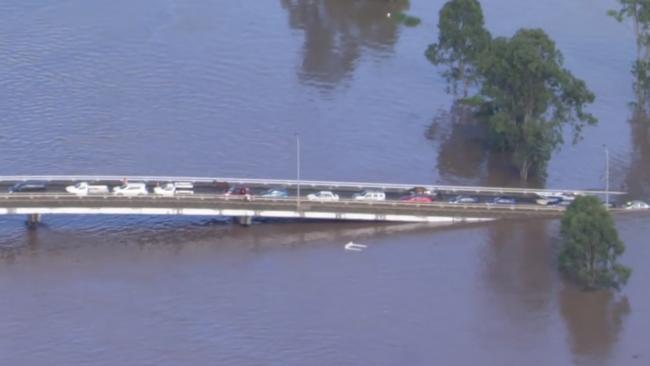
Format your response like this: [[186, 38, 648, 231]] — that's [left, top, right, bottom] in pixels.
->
[[609, 0, 650, 111], [559, 196, 631, 291], [477, 29, 597, 180], [425, 0, 490, 97]]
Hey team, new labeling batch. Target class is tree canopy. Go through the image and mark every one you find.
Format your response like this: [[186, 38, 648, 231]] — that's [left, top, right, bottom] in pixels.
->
[[425, 0, 490, 97], [425, 1, 597, 180], [477, 29, 597, 180], [559, 196, 631, 291]]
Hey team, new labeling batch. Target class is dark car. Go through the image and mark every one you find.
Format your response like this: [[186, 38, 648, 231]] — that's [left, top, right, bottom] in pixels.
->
[[407, 186, 433, 196], [9, 181, 48, 193], [400, 194, 434, 203], [492, 196, 517, 205], [212, 180, 231, 193], [448, 195, 480, 204], [225, 186, 251, 196]]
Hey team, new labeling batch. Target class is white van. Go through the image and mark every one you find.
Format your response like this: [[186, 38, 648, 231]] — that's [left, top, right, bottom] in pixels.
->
[[173, 182, 194, 195], [353, 190, 386, 201], [66, 182, 110, 196], [153, 182, 194, 196], [113, 182, 148, 196]]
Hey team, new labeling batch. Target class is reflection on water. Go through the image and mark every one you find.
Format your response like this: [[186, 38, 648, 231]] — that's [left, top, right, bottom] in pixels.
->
[[624, 110, 650, 200], [430, 104, 546, 188], [560, 288, 630, 366], [481, 221, 554, 334], [281, 0, 409, 88]]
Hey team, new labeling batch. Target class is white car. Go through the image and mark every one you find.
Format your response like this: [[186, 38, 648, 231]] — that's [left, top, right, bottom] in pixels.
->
[[624, 200, 649, 210], [113, 182, 148, 196], [536, 191, 581, 201], [307, 191, 339, 201], [65, 182, 109, 196], [153, 182, 194, 196], [353, 190, 385, 201]]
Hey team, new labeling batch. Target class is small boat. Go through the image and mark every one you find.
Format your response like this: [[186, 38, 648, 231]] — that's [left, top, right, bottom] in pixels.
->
[[344, 241, 367, 251]]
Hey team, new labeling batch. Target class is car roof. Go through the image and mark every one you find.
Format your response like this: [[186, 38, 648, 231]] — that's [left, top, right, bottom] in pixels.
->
[[15, 181, 47, 186], [628, 200, 647, 204]]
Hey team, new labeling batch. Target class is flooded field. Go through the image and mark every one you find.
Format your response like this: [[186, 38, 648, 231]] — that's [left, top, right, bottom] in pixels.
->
[[0, 1, 648, 365]]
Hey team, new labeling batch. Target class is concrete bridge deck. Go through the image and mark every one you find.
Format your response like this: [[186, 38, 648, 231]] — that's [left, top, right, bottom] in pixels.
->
[[0, 175, 633, 226]]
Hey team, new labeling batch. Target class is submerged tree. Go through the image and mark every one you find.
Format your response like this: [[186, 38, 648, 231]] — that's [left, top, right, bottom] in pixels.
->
[[477, 29, 597, 180], [425, 0, 490, 97], [609, 0, 650, 113], [559, 196, 631, 291]]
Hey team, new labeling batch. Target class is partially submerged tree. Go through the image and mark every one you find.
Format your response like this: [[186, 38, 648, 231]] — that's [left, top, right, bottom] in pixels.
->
[[609, 0, 650, 112], [559, 196, 631, 290], [477, 29, 597, 180], [425, 0, 490, 97]]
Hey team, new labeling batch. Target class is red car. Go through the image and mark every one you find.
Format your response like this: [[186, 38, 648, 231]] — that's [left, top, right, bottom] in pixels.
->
[[400, 194, 434, 203], [225, 186, 251, 196]]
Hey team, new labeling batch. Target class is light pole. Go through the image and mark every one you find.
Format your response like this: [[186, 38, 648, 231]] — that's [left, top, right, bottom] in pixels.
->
[[296, 133, 301, 210], [604, 145, 610, 208]]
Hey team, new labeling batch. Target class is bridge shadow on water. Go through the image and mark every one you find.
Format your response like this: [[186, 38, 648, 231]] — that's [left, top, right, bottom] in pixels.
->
[[0, 214, 495, 261]]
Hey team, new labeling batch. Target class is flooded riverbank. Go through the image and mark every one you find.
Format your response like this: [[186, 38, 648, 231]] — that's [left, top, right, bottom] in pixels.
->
[[1, 1, 648, 365]]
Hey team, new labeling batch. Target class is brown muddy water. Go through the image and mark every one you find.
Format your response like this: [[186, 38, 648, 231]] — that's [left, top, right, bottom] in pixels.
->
[[0, 1, 649, 365]]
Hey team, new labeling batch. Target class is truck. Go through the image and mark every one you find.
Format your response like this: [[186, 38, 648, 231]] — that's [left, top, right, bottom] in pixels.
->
[[65, 182, 110, 196]]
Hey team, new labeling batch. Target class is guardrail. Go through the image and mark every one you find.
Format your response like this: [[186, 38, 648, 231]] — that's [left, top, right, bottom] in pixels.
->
[[0, 175, 626, 196], [0, 192, 567, 214]]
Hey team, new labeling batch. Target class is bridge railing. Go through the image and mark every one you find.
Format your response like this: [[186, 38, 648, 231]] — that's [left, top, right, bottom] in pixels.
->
[[0, 175, 625, 196], [0, 191, 568, 213]]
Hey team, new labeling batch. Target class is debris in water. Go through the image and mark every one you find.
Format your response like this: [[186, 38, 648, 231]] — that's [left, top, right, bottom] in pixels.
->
[[344, 241, 367, 252]]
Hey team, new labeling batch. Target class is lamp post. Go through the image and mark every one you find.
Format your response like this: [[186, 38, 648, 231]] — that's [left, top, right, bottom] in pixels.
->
[[296, 133, 301, 210], [604, 145, 610, 208]]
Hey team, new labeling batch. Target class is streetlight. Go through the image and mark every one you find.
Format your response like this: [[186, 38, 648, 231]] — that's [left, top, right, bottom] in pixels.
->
[[296, 133, 301, 210], [604, 145, 610, 208]]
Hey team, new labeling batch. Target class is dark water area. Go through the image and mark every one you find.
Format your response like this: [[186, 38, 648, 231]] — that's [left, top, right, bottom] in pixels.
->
[[1, 0, 649, 365]]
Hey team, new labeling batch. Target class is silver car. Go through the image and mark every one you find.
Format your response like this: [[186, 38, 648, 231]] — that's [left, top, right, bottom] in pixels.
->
[[624, 200, 649, 210]]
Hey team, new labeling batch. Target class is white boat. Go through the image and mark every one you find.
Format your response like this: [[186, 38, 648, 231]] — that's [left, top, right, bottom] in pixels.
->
[[344, 241, 367, 251]]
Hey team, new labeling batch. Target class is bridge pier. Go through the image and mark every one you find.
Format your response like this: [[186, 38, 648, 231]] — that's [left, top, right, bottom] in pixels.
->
[[26, 214, 41, 228], [237, 216, 253, 227]]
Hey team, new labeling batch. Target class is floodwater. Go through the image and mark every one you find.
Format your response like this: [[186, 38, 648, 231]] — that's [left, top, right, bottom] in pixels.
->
[[0, 0, 649, 365]]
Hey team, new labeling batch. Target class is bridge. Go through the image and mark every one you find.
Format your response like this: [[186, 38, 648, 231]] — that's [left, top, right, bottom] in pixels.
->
[[0, 175, 629, 227]]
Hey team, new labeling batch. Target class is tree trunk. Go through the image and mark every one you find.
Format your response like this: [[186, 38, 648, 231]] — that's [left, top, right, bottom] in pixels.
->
[[589, 245, 596, 288], [634, 14, 641, 63], [459, 59, 466, 98], [519, 160, 530, 181]]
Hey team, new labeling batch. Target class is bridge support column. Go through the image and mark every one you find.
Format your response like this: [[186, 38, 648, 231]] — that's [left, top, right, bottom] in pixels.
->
[[237, 216, 253, 227], [26, 214, 41, 228]]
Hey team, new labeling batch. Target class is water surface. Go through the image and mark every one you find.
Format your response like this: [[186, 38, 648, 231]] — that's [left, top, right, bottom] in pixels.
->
[[1, 1, 648, 365]]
